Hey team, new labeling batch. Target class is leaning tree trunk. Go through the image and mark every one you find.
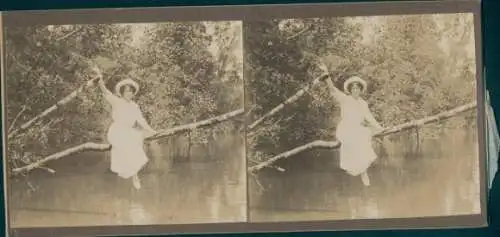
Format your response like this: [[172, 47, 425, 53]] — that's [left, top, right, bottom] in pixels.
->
[[7, 52, 124, 139], [8, 77, 99, 139], [247, 74, 327, 131]]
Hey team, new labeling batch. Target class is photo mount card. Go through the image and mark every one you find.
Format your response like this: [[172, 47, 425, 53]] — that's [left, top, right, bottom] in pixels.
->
[[0, 0, 487, 236]]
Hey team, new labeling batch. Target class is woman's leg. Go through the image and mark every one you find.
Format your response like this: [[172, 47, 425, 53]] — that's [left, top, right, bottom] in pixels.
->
[[360, 171, 370, 186], [132, 174, 141, 189]]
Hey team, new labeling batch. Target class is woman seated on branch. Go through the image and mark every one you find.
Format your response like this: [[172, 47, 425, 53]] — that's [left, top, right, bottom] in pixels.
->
[[94, 70, 158, 190], [322, 74, 385, 186]]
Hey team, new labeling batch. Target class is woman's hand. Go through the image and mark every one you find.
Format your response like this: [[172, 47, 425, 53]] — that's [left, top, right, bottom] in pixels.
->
[[89, 66, 104, 86], [92, 66, 103, 80]]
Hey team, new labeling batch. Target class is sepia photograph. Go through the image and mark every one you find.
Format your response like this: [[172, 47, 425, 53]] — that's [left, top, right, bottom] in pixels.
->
[[2, 20, 247, 228], [244, 13, 482, 222], [1, 1, 485, 236]]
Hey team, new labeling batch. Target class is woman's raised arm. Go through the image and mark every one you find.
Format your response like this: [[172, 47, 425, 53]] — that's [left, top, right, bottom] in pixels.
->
[[94, 68, 121, 106], [92, 66, 119, 105], [97, 79, 120, 105], [323, 75, 347, 102]]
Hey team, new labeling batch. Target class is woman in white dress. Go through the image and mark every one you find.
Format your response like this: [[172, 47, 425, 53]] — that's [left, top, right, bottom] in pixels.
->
[[324, 76, 384, 186], [96, 75, 157, 189]]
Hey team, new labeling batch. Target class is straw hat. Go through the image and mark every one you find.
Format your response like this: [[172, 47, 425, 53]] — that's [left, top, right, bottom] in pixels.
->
[[115, 79, 140, 96], [343, 76, 367, 93]]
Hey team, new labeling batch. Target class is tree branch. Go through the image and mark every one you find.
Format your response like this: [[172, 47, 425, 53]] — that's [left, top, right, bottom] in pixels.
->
[[246, 51, 334, 132], [248, 140, 340, 172], [8, 106, 27, 133], [55, 27, 85, 41], [247, 74, 326, 131], [7, 77, 99, 139], [286, 24, 313, 40], [12, 142, 111, 174], [373, 101, 477, 137], [145, 108, 245, 141], [248, 101, 477, 172]]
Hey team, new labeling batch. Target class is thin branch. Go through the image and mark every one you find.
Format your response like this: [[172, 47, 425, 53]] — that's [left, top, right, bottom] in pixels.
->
[[36, 166, 56, 174], [8, 106, 27, 133], [10, 53, 32, 71], [246, 114, 286, 138], [286, 24, 313, 40], [55, 27, 85, 41], [250, 173, 266, 192], [249, 140, 340, 172], [248, 158, 286, 172], [248, 102, 477, 172], [245, 105, 257, 117]]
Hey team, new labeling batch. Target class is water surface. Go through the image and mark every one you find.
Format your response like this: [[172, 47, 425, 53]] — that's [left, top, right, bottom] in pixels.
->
[[249, 126, 481, 222], [9, 134, 247, 228]]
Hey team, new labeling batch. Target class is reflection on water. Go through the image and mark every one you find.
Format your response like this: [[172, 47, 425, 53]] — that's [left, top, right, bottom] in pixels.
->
[[9, 134, 247, 228], [249, 126, 482, 222], [128, 202, 151, 225]]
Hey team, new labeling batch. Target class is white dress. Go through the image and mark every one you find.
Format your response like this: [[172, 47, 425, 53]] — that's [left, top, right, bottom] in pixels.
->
[[105, 93, 149, 179], [335, 94, 378, 176]]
